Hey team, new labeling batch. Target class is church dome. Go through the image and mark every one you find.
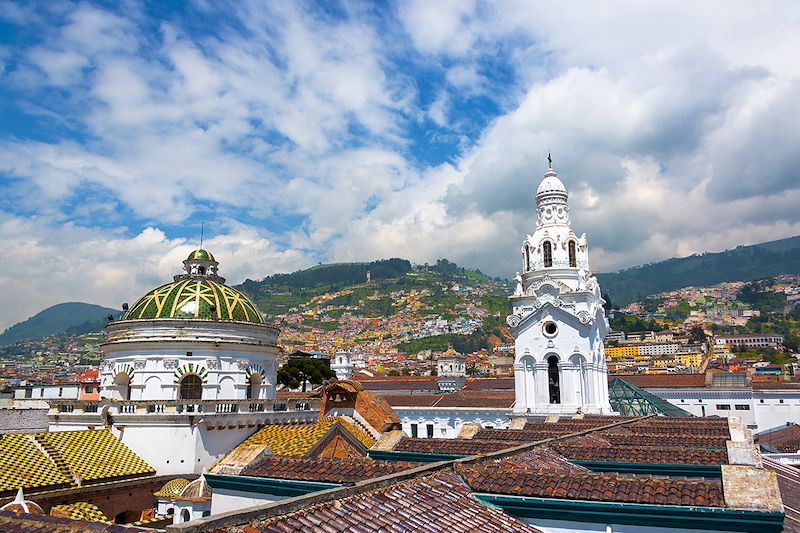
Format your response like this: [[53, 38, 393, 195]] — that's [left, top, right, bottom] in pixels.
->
[[187, 249, 216, 262], [1, 489, 43, 515], [536, 168, 567, 196], [123, 249, 265, 325]]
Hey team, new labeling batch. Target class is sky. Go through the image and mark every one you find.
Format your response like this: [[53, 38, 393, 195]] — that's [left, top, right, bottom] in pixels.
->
[[1, 1, 800, 331]]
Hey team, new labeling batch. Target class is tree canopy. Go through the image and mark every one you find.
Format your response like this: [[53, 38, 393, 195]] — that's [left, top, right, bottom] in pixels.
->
[[277, 358, 336, 392]]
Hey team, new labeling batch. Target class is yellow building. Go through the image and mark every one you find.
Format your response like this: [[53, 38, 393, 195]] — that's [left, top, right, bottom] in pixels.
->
[[605, 346, 639, 360], [676, 353, 703, 367]]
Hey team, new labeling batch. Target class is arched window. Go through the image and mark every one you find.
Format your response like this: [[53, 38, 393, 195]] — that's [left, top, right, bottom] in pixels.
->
[[523, 244, 531, 271], [547, 356, 560, 404], [568, 240, 577, 267], [179, 375, 203, 400], [181, 509, 191, 523], [543, 241, 553, 268], [246, 373, 261, 400], [114, 373, 131, 400]]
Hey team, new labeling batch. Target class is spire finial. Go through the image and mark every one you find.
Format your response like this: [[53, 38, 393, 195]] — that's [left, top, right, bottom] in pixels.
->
[[547, 152, 552, 169]]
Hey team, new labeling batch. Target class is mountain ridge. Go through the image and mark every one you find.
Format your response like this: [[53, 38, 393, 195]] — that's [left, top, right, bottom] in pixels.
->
[[0, 302, 122, 346]]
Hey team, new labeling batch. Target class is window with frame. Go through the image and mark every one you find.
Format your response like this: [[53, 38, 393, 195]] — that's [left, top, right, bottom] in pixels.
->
[[411, 424, 418, 438], [568, 240, 577, 267], [716, 404, 731, 410], [734, 404, 750, 410], [543, 241, 553, 268], [426, 424, 434, 439]]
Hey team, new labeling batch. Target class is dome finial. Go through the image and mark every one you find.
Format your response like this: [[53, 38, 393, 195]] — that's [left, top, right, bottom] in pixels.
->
[[548, 151, 552, 169]]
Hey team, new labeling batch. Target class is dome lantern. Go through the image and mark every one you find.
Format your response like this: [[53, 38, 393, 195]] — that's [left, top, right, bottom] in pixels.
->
[[180, 249, 223, 283]]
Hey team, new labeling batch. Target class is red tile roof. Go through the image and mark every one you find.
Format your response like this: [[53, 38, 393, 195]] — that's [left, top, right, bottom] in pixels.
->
[[251, 471, 544, 533], [764, 458, 800, 533], [240, 456, 415, 484], [752, 381, 800, 390], [600, 432, 729, 449], [554, 445, 729, 465], [394, 437, 517, 455], [382, 394, 442, 407], [497, 448, 589, 474], [755, 424, 800, 453], [357, 377, 439, 392], [457, 464, 725, 507], [612, 374, 706, 388], [463, 378, 515, 390], [383, 391, 516, 408]]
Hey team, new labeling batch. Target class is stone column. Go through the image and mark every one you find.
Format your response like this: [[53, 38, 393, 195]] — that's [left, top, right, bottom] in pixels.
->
[[558, 361, 576, 412], [513, 362, 526, 414], [534, 362, 550, 408]]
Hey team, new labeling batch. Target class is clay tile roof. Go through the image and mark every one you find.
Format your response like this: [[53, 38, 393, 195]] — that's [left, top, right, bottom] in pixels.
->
[[0, 510, 153, 532], [153, 478, 190, 498], [752, 381, 800, 390], [763, 458, 800, 533], [176, 475, 211, 502], [457, 464, 726, 507], [612, 374, 706, 388], [382, 394, 443, 407], [234, 418, 375, 459], [463, 378, 516, 390], [34, 430, 155, 484], [50, 502, 109, 523], [755, 424, 800, 453], [0, 435, 71, 494], [497, 448, 589, 473], [357, 377, 439, 392], [435, 391, 516, 408], [554, 445, 729, 465], [241, 456, 416, 484], [249, 471, 544, 533], [394, 437, 516, 455], [600, 432, 730, 449]]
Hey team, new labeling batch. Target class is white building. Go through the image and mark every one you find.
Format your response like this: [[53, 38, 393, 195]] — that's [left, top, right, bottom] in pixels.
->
[[49, 249, 317, 476], [437, 345, 466, 392], [509, 162, 613, 416], [331, 351, 353, 381]]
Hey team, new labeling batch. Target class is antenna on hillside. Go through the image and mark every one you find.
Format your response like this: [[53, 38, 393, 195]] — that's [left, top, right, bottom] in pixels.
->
[[200, 222, 205, 249]]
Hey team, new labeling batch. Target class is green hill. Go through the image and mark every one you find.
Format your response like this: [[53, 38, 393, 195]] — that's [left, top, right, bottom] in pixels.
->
[[0, 302, 121, 346], [597, 235, 800, 306]]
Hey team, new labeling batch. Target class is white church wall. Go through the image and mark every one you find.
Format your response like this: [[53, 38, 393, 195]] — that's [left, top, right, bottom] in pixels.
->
[[211, 489, 289, 515], [395, 408, 511, 439]]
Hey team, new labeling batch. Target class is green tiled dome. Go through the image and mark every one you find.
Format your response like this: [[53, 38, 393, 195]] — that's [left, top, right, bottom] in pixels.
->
[[187, 249, 215, 262], [124, 278, 265, 324]]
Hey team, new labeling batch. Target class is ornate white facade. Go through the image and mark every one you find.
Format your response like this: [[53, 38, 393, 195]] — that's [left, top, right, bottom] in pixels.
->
[[331, 351, 353, 381], [99, 250, 279, 402], [509, 163, 613, 415]]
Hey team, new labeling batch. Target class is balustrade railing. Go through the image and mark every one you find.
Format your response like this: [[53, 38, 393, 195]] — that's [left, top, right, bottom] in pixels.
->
[[47, 397, 320, 416]]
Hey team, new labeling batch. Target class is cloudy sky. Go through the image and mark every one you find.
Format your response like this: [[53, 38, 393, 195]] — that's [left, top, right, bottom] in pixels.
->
[[1, 1, 799, 330]]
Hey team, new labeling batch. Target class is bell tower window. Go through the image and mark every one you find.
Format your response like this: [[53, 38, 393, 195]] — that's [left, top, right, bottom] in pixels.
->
[[543, 241, 553, 268], [568, 241, 577, 267], [547, 356, 560, 404], [523, 244, 531, 271]]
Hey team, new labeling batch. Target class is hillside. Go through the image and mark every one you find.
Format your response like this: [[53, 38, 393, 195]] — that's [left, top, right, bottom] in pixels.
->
[[597, 235, 800, 306], [235, 258, 514, 358], [0, 302, 121, 346]]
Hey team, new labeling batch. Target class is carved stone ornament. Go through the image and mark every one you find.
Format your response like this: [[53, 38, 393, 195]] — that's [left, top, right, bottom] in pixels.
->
[[547, 340, 555, 348], [206, 359, 221, 370], [238, 361, 250, 370], [163, 359, 178, 369], [577, 311, 591, 324], [506, 314, 521, 328], [133, 359, 146, 370]]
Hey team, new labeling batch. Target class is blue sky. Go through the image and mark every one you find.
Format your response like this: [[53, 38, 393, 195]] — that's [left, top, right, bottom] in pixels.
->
[[1, 0, 800, 330]]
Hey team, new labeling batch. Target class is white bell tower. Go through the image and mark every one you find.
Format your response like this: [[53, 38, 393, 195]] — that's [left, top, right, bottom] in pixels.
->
[[509, 158, 613, 416]]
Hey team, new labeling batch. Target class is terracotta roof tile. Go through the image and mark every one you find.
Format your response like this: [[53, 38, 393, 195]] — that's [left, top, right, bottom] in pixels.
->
[[394, 437, 516, 455], [496, 448, 589, 473], [248, 471, 544, 533], [599, 432, 729, 449], [0, 510, 152, 531], [463, 378, 515, 390], [755, 424, 800, 453], [612, 374, 706, 388], [235, 418, 376, 458], [241, 456, 415, 484], [764, 458, 800, 533], [382, 394, 443, 407], [554, 444, 729, 465], [458, 464, 725, 507]]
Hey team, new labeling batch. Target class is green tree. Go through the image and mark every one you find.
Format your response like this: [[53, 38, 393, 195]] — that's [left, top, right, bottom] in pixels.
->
[[277, 359, 336, 392]]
